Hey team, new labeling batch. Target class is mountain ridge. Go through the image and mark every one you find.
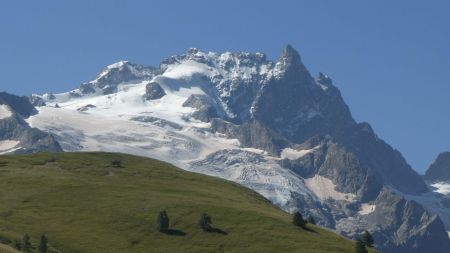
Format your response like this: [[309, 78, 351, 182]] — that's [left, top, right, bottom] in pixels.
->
[[1, 45, 448, 252]]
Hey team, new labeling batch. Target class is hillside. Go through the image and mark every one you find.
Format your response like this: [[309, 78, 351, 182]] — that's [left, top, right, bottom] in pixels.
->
[[0, 152, 375, 253], [0, 243, 21, 253]]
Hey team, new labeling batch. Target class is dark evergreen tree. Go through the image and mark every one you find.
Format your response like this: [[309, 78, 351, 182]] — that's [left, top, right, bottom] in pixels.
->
[[199, 213, 213, 232], [38, 234, 48, 253], [292, 211, 307, 228], [22, 234, 31, 252], [307, 215, 316, 225], [156, 210, 170, 232], [355, 238, 368, 253], [361, 230, 374, 248]]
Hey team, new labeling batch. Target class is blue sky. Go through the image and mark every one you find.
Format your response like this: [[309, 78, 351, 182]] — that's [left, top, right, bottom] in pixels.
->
[[1, 0, 449, 173]]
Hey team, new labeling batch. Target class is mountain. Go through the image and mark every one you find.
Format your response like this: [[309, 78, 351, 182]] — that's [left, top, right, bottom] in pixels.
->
[[408, 152, 450, 236], [425, 152, 450, 182], [0, 92, 61, 154], [1, 45, 448, 252], [0, 152, 377, 253]]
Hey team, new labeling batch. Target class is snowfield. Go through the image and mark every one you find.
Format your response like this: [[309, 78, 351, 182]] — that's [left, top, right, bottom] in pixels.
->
[[0, 105, 12, 119]]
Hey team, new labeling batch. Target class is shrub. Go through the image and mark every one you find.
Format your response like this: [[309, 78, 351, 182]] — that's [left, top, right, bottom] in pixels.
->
[[111, 159, 122, 168]]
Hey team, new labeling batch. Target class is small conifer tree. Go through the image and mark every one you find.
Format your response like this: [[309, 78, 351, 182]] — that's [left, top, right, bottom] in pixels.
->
[[199, 213, 213, 232], [156, 210, 170, 232], [361, 230, 374, 248], [292, 211, 307, 228], [38, 234, 48, 253], [355, 237, 368, 253]]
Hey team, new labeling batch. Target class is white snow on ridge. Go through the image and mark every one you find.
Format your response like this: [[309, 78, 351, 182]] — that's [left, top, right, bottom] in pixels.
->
[[0, 105, 13, 119], [304, 175, 357, 202], [162, 60, 213, 79], [280, 146, 319, 160], [107, 61, 128, 69]]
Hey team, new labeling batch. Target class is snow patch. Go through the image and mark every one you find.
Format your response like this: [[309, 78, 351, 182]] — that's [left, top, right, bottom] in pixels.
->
[[304, 175, 357, 202], [0, 140, 20, 154], [0, 105, 13, 119], [280, 146, 319, 160], [358, 203, 376, 215], [317, 82, 329, 91], [431, 182, 450, 195]]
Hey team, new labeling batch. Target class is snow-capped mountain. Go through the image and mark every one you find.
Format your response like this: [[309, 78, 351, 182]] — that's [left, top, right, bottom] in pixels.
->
[[3, 45, 449, 252]]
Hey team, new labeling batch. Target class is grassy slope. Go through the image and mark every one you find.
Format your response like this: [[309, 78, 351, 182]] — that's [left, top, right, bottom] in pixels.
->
[[0, 152, 376, 253]]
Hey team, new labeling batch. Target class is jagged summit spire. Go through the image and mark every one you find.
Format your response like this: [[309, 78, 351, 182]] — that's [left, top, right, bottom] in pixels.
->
[[274, 44, 309, 78], [277, 44, 304, 69], [281, 44, 301, 62]]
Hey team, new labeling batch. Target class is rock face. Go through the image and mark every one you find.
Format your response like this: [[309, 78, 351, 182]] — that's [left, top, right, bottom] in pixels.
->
[[0, 93, 62, 154], [144, 82, 166, 100], [337, 188, 450, 253], [182, 95, 218, 122], [425, 152, 450, 181], [0, 92, 37, 117], [25, 45, 450, 253], [29, 94, 46, 107]]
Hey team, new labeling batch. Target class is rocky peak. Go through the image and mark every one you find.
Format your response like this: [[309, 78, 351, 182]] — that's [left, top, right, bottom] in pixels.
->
[[281, 44, 301, 64], [273, 44, 309, 78], [0, 92, 37, 118], [77, 61, 158, 96], [425, 152, 450, 182]]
